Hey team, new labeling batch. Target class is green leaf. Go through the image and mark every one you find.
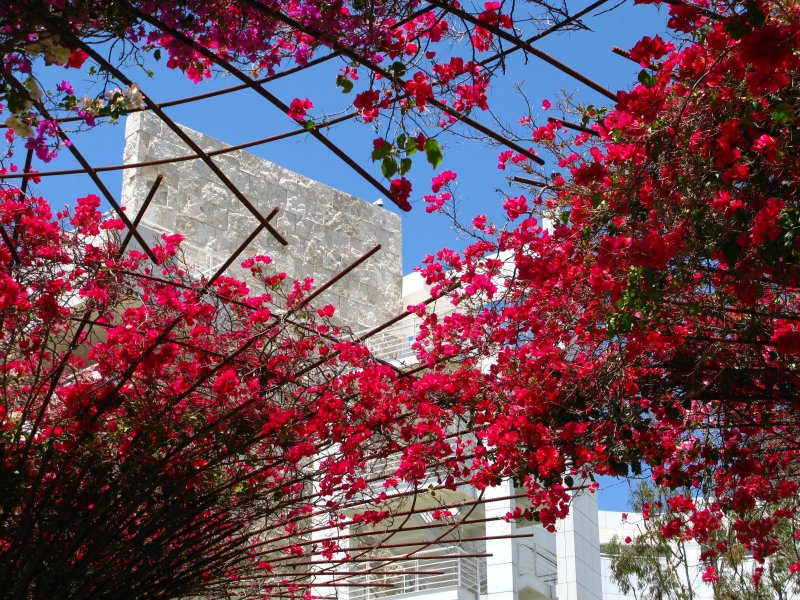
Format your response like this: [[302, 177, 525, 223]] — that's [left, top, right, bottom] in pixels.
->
[[637, 69, 657, 88], [771, 102, 794, 124], [399, 157, 412, 175], [153, 48, 161, 61], [405, 137, 419, 156], [371, 140, 392, 161], [336, 75, 353, 94], [303, 120, 315, 131], [381, 157, 398, 178], [424, 138, 443, 168], [389, 61, 407, 78]]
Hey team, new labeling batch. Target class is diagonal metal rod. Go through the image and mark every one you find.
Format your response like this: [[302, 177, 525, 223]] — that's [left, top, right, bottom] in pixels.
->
[[16, 147, 34, 201], [478, 0, 611, 69], [130, 5, 400, 209], [240, 0, 544, 166], [0, 222, 19, 265], [3, 148, 34, 263], [118, 173, 164, 255], [3, 75, 159, 263], [0, 51, 342, 129], [0, 4, 435, 132], [548, 116, 600, 137], [427, 0, 616, 100], [0, 112, 359, 180], [54, 31, 288, 247], [0, 2, 615, 182]]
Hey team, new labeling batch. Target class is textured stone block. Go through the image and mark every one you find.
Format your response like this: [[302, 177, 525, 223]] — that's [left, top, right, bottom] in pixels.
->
[[121, 111, 403, 331]]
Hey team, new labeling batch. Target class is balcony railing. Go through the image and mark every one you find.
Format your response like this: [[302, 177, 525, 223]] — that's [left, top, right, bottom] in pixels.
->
[[519, 542, 558, 586], [348, 546, 484, 600], [361, 320, 420, 364]]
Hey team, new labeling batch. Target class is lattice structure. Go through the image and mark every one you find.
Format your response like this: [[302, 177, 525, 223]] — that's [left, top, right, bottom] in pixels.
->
[[0, 2, 622, 598]]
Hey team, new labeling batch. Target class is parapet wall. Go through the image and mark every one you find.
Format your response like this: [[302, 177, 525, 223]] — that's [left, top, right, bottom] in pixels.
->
[[121, 111, 403, 332]]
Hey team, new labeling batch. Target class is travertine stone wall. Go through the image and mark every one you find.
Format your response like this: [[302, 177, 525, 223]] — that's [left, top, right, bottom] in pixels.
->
[[121, 111, 402, 332]]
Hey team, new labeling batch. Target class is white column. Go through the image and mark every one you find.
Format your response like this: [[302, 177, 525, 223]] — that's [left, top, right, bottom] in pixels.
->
[[485, 479, 520, 600], [311, 510, 349, 600], [555, 489, 602, 600]]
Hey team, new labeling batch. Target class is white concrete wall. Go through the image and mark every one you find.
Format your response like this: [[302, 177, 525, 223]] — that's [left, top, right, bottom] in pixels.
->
[[121, 111, 403, 332], [556, 491, 603, 600]]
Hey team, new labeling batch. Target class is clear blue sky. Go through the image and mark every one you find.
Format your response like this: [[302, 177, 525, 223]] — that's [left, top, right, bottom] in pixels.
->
[[22, 0, 669, 510]]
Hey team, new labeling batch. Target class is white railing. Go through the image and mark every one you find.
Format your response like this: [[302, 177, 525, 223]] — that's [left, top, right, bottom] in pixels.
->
[[365, 448, 479, 501], [360, 297, 461, 364], [348, 546, 484, 600], [519, 542, 558, 585], [361, 319, 421, 363]]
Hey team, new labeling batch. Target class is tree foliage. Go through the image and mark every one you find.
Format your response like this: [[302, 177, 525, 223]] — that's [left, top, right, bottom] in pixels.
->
[[606, 482, 800, 599]]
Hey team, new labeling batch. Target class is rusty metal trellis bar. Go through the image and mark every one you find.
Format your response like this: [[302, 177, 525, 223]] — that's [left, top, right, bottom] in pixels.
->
[[16, 147, 34, 200], [240, 0, 545, 166], [47, 25, 289, 248], [548, 115, 601, 137], [0, 112, 359, 180], [0, 4, 436, 131], [427, 0, 616, 101], [118, 173, 164, 255], [129, 4, 400, 208], [0, 0, 616, 185], [3, 75, 159, 264]]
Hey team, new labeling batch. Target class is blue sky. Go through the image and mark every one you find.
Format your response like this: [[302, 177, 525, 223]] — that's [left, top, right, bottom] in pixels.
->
[[28, 0, 669, 271], [17, 0, 670, 510]]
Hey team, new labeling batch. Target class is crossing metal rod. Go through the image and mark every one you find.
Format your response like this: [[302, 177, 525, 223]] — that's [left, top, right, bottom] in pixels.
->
[[0, 112, 359, 179], [129, 4, 400, 209], [16, 147, 34, 200], [426, 0, 616, 101], [548, 116, 601, 137], [239, 0, 544, 166], [47, 25, 289, 247], [0, 0, 616, 184], [0, 4, 435, 130], [118, 173, 164, 255], [3, 75, 159, 263]]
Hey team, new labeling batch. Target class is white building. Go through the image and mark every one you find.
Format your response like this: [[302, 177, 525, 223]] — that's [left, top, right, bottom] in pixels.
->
[[121, 112, 718, 600]]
